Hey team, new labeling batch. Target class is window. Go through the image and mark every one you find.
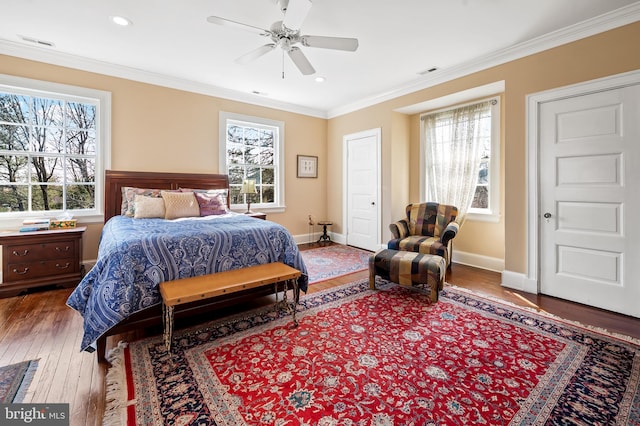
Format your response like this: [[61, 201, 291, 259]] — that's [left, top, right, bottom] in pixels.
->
[[421, 97, 500, 222], [0, 75, 110, 226], [219, 112, 285, 211]]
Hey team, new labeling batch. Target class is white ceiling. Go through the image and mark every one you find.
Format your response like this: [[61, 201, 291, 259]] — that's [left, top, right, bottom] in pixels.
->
[[1, 0, 639, 118]]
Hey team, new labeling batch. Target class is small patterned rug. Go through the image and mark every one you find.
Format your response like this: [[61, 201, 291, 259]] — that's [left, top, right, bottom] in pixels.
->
[[301, 244, 371, 284], [104, 280, 640, 425], [0, 359, 38, 403]]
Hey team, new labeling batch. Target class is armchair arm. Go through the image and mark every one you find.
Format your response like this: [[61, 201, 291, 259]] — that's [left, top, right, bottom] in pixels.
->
[[389, 219, 410, 240], [440, 221, 459, 246]]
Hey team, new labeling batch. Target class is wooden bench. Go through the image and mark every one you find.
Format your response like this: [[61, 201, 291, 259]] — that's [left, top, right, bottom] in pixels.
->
[[159, 262, 301, 353]]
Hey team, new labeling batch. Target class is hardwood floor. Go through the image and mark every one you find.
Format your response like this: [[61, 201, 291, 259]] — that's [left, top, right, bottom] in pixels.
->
[[0, 242, 638, 425]]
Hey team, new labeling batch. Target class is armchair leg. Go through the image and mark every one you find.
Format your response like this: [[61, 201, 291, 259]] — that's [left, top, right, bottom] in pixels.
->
[[369, 269, 377, 290]]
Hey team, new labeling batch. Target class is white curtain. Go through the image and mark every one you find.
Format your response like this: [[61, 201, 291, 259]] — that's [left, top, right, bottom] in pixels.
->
[[422, 101, 491, 225]]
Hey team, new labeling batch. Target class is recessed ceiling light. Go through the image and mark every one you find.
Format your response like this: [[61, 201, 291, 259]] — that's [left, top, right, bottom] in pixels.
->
[[110, 16, 132, 26], [315, 76, 326, 83]]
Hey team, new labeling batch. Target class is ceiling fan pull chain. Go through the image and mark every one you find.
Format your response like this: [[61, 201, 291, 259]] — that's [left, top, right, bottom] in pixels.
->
[[282, 49, 285, 79]]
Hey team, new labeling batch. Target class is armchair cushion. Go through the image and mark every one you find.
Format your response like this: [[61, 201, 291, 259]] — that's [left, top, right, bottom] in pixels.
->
[[388, 236, 447, 258]]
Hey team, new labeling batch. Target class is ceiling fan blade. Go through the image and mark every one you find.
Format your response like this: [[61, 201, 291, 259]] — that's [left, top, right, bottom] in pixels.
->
[[235, 44, 276, 64], [287, 47, 315, 75], [282, 0, 312, 31], [301, 35, 359, 51], [206, 16, 268, 36]]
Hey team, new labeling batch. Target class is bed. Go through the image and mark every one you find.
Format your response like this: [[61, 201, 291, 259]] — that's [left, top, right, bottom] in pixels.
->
[[66, 170, 308, 360]]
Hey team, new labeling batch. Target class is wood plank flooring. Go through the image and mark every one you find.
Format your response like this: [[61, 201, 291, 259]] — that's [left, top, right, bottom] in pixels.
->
[[0, 242, 638, 425]]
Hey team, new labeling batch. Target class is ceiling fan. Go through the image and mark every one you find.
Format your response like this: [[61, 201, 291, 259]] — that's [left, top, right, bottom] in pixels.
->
[[206, 0, 359, 77]]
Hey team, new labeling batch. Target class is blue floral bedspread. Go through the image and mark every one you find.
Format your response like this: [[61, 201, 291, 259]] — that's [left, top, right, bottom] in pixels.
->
[[66, 214, 308, 352]]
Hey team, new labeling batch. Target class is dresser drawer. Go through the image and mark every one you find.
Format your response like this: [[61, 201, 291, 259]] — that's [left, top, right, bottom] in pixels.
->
[[5, 258, 78, 281], [6, 240, 76, 262]]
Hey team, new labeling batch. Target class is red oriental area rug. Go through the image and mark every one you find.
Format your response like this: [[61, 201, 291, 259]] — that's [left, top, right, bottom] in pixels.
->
[[301, 244, 371, 284], [104, 280, 640, 425]]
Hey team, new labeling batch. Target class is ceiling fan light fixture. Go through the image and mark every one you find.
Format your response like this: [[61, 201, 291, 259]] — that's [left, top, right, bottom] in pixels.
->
[[315, 76, 325, 83], [207, 0, 357, 77]]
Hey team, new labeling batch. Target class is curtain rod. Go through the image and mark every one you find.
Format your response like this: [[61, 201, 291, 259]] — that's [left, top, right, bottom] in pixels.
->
[[420, 96, 499, 120]]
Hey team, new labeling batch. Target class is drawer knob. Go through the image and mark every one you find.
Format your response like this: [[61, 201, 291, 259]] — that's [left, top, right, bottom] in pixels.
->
[[12, 249, 29, 256], [12, 267, 29, 275], [56, 262, 71, 270], [55, 246, 71, 253]]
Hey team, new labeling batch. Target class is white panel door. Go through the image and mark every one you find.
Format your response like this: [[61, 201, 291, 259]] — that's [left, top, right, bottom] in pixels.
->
[[539, 84, 640, 317], [345, 129, 380, 251]]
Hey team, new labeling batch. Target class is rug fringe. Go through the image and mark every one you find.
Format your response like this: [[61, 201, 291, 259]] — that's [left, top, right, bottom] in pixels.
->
[[103, 341, 133, 426], [446, 284, 640, 346], [12, 359, 39, 403]]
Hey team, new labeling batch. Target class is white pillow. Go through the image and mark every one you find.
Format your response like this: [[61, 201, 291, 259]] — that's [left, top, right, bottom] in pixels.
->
[[133, 195, 166, 219]]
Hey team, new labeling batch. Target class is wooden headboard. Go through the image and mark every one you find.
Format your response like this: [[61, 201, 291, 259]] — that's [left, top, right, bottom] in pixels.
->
[[104, 170, 230, 223]]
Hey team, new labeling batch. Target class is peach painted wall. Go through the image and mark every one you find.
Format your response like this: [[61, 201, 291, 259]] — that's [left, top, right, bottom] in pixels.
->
[[0, 55, 328, 261], [1, 21, 639, 274], [327, 21, 640, 275]]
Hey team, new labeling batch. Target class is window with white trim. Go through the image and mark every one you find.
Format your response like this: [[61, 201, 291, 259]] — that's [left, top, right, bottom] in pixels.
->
[[421, 97, 500, 222], [219, 112, 285, 211], [0, 75, 110, 226]]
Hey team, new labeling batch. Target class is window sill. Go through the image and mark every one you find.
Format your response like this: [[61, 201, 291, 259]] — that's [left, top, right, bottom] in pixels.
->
[[466, 211, 501, 223], [0, 212, 104, 231], [231, 205, 285, 214]]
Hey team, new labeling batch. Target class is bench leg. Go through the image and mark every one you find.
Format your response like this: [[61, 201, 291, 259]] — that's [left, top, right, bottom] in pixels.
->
[[163, 303, 174, 355], [291, 279, 298, 327], [273, 280, 299, 328]]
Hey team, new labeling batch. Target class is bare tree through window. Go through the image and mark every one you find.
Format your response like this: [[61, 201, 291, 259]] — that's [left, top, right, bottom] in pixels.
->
[[0, 92, 96, 213]]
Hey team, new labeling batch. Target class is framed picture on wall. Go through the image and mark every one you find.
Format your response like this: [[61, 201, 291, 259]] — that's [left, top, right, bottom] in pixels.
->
[[297, 155, 318, 178]]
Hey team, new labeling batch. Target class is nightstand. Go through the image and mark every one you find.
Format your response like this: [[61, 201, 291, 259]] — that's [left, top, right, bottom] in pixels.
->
[[0, 226, 86, 298], [245, 212, 267, 220]]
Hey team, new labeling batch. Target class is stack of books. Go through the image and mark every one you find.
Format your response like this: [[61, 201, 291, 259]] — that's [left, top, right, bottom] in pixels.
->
[[20, 218, 50, 232]]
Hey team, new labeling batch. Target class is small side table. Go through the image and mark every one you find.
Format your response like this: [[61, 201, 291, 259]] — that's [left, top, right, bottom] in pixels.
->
[[317, 221, 333, 244]]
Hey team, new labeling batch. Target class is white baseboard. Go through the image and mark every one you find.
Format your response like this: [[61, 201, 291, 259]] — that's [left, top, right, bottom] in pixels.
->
[[292, 231, 346, 245], [501, 270, 538, 294], [452, 250, 504, 273]]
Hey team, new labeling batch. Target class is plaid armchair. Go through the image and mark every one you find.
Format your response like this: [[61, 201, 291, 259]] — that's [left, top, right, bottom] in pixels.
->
[[388, 202, 459, 267]]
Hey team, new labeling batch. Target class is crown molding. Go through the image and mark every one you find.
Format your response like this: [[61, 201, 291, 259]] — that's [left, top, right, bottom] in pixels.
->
[[326, 2, 640, 118], [0, 39, 328, 119], [1, 2, 638, 120]]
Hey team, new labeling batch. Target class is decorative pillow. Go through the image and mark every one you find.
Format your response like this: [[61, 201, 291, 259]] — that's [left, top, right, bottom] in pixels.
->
[[121, 187, 164, 217], [194, 191, 228, 216], [133, 195, 165, 219], [179, 188, 229, 215], [161, 191, 200, 220]]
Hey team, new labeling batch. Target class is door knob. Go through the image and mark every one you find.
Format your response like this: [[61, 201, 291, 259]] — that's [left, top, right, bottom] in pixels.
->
[[371, 201, 375, 206], [543, 212, 551, 218]]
